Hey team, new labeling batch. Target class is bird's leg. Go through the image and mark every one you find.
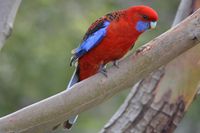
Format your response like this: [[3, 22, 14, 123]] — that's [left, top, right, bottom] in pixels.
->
[[99, 64, 107, 77], [113, 60, 119, 68]]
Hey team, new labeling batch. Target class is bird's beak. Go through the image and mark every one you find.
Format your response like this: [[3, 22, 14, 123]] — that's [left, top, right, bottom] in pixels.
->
[[150, 21, 157, 29]]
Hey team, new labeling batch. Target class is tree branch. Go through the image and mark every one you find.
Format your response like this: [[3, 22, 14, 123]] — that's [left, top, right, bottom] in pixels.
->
[[172, 0, 194, 26], [1, 6, 200, 133], [101, 0, 200, 132], [0, 0, 21, 50]]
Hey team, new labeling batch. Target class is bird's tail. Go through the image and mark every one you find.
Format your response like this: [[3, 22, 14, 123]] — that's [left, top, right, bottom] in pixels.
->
[[63, 68, 79, 129]]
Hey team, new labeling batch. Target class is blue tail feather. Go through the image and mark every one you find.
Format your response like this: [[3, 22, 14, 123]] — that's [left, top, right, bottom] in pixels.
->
[[67, 68, 79, 89], [64, 68, 79, 129]]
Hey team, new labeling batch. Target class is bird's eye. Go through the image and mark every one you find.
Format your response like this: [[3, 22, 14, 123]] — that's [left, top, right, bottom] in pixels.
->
[[142, 15, 148, 20]]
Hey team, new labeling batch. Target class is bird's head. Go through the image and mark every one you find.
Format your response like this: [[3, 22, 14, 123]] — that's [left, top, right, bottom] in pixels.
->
[[125, 5, 158, 33]]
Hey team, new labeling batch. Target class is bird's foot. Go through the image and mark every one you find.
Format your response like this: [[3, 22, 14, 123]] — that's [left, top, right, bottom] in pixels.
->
[[113, 60, 119, 68], [99, 65, 108, 77]]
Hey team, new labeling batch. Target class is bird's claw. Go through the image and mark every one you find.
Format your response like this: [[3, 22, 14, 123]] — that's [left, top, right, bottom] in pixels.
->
[[113, 60, 119, 68], [99, 65, 108, 77], [100, 69, 108, 77]]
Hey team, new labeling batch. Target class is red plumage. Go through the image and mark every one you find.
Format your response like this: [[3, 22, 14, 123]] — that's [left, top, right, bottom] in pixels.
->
[[64, 5, 158, 129], [77, 5, 158, 81]]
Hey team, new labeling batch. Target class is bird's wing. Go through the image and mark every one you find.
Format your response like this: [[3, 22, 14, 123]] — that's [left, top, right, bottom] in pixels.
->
[[70, 18, 110, 66]]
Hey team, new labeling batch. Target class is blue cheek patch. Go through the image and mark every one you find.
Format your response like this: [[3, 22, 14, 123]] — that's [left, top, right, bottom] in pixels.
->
[[136, 21, 150, 32]]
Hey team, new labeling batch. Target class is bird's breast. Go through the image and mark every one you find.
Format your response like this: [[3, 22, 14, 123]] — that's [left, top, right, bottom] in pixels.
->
[[101, 21, 140, 59]]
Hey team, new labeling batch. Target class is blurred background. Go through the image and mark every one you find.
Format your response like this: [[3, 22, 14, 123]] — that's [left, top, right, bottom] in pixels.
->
[[0, 0, 200, 133]]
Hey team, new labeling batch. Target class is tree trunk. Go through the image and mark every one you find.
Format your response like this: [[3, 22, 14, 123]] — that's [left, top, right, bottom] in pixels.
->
[[0, 0, 21, 50], [101, 0, 200, 133]]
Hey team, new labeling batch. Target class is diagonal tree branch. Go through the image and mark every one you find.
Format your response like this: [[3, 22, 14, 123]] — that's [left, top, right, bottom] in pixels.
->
[[0, 8, 200, 133], [0, 0, 21, 50], [101, 0, 200, 133]]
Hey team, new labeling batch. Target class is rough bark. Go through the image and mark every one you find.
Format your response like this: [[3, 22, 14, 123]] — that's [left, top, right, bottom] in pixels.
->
[[0, 0, 21, 50], [101, 0, 200, 133], [0, 8, 200, 133], [101, 68, 183, 133]]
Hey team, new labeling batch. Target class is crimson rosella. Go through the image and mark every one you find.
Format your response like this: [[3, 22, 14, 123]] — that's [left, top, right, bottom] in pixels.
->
[[64, 5, 158, 129]]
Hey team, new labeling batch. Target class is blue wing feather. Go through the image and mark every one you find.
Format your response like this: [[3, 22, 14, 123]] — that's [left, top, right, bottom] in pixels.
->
[[70, 21, 110, 65]]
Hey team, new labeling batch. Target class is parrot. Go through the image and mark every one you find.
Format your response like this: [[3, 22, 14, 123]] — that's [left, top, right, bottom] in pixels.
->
[[64, 5, 158, 129]]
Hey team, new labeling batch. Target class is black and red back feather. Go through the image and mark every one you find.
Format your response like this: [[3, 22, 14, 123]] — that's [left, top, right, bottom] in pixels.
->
[[82, 11, 122, 41]]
